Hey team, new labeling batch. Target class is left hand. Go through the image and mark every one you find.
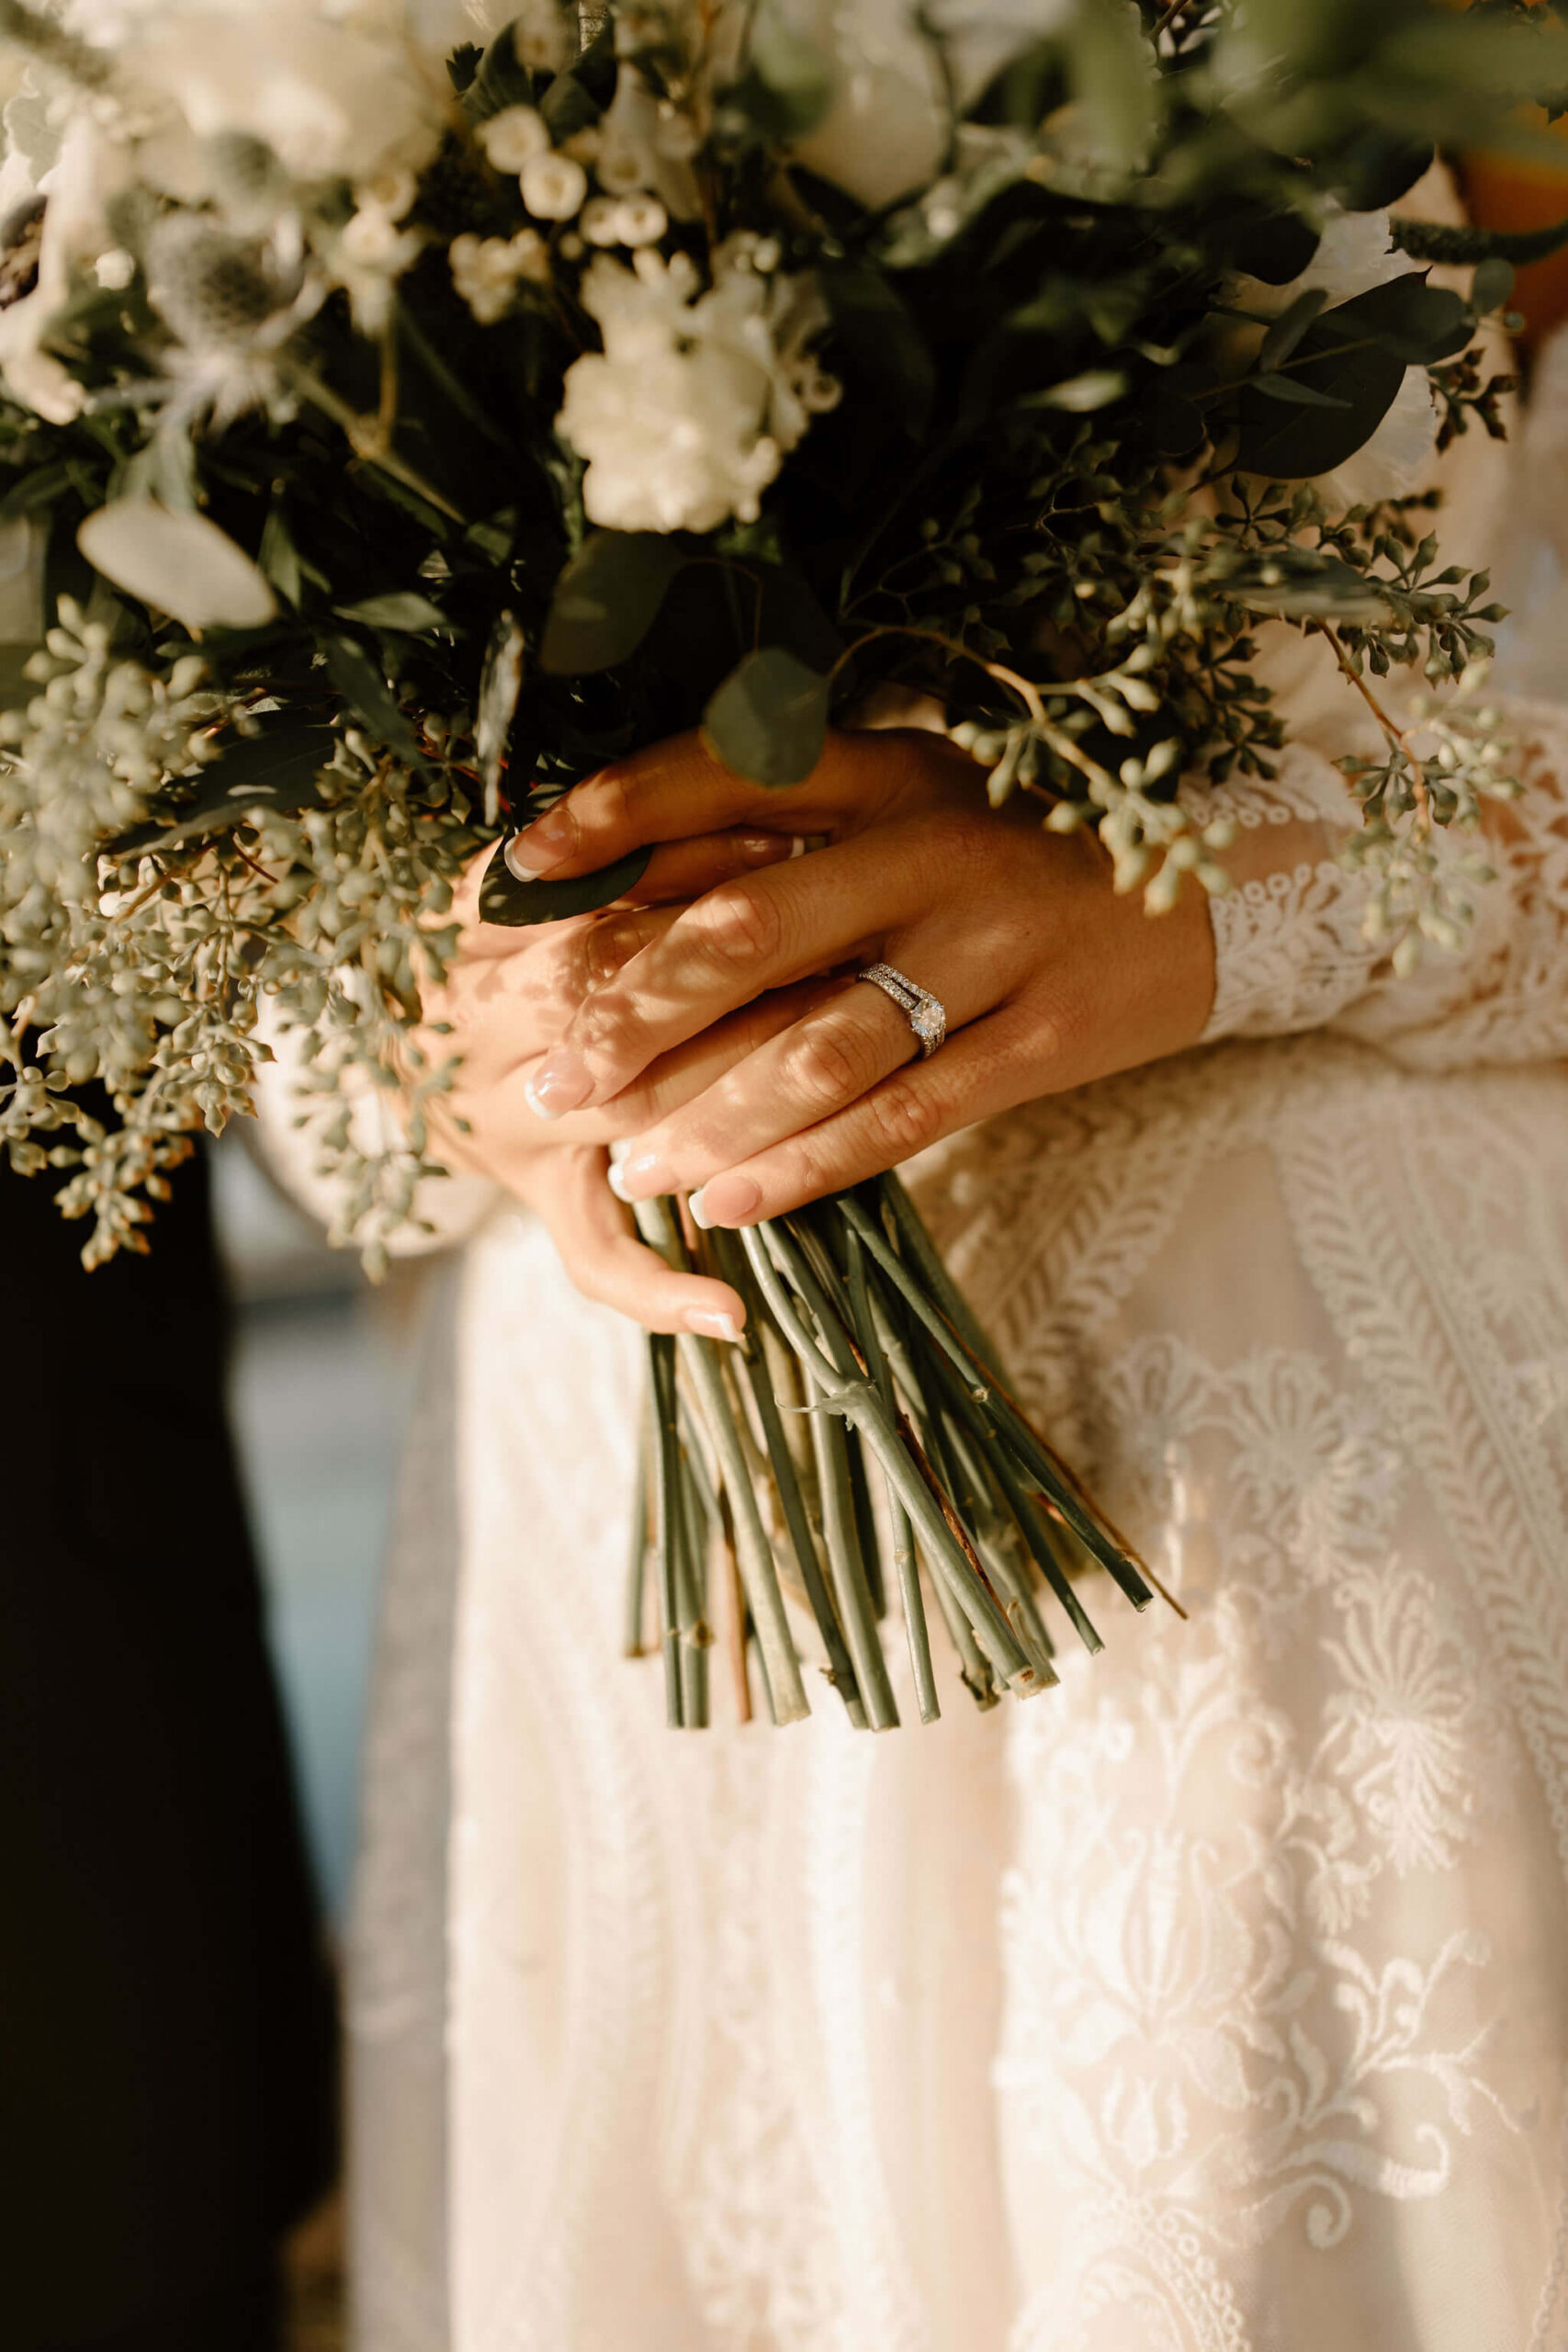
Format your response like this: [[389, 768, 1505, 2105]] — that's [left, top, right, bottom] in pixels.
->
[[512, 726, 1218, 1227]]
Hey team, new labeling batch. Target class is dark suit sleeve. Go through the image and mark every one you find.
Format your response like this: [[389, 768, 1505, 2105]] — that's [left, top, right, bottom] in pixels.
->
[[0, 1145, 339, 2352]]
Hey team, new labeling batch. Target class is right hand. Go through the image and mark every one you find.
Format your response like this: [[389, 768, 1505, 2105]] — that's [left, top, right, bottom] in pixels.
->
[[413, 825, 811, 1339]]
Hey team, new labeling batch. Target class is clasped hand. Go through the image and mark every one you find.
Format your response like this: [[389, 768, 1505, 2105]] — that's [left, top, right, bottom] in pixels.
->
[[418, 727, 1216, 1339]]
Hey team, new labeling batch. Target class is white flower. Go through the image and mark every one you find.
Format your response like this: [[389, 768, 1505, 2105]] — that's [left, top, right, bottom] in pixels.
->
[[595, 65, 701, 219], [1235, 204, 1440, 513], [614, 193, 668, 247], [95, 246, 137, 290], [581, 196, 623, 248], [449, 228, 550, 324], [131, 6, 443, 186], [341, 205, 420, 272], [519, 151, 588, 222], [556, 245, 837, 533], [479, 106, 551, 173]]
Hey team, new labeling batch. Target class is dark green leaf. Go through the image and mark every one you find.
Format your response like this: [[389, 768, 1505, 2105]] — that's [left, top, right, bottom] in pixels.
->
[[1257, 287, 1329, 374], [538, 17, 615, 140], [479, 837, 651, 925], [1342, 273, 1471, 365], [1319, 130, 1434, 213], [702, 647, 829, 788], [334, 591, 449, 632], [446, 40, 481, 95], [110, 716, 337, 854], [463, 19, 533, 122], [721, 8, 833, 140], [1235, 277, 1450, 479], [1218, 207, 1321, 287], [822, 266, 936, 439], [326, 635, 432, 772], [540, 531, 689, 673], [1251, 372, 1352, 409]]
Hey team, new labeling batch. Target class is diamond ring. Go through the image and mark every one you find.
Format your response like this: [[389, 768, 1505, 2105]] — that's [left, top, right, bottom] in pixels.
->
[[856, 962, 948, 1059]]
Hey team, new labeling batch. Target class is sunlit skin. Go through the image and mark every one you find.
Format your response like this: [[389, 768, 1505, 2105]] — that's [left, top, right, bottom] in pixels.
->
[[416, 728, 1215, 1339]]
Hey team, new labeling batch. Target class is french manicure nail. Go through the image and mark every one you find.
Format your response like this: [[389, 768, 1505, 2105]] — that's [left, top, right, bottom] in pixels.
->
[[685, 1306, 743, 1344], [605, 1159, 633, 1203], [505, 803, 574, 880], [689, 1175, 762, 1229], [524, 1047, 592, 1120], [788, 835, 807, 858]]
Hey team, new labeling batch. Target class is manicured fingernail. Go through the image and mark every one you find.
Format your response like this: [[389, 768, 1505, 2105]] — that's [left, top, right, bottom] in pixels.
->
[[736, 831, 805, 866], [685, 1306, 743, 1344], [607, 1137, 631, 1167], [505, 803, 574, 880], [524, 1047, 592, 1119], [614, 1149, 672, 1202], [789, 834, 807, 858], [689, 1175, 762, 1229]]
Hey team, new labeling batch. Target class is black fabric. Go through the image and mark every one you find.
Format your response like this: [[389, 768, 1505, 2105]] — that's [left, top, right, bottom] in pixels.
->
[[0, 1147, 339, 2351]]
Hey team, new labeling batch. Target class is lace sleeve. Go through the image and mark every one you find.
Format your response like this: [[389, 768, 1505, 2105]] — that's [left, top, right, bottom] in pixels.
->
[[1188, 701, 1568, 1074]]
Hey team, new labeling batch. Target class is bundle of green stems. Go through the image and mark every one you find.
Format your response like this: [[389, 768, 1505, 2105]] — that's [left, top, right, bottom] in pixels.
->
[[626, 1175, 1177, 1731]]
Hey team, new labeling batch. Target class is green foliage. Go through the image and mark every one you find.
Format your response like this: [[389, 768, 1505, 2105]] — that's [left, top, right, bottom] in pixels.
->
[[0, 0, 1551, 1258], [703, 648, 831, 788]]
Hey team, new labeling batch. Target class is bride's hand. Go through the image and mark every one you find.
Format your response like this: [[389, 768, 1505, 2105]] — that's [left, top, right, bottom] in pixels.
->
[[416, 828, 804, 1338], [512, 727, 1218, 1227]]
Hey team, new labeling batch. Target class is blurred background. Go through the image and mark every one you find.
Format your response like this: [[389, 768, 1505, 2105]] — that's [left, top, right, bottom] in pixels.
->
[[210, 1137, 422, 1931]]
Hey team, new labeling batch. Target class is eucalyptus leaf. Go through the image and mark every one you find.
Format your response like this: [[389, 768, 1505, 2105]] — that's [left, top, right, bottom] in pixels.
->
[[335, 592, 449, 632], [110, 716, 338, 855], [479, 837, 652, 925], [1472, 256, 1516, 316], [1257, 287, 1329, 375], [703, 647, 829, 788], [540, 532, 690, 673], [1250, 373, 1352, 410]]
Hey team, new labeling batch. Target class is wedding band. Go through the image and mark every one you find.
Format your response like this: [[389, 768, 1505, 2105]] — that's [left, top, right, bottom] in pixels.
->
[[856, 961, 948, 1058]]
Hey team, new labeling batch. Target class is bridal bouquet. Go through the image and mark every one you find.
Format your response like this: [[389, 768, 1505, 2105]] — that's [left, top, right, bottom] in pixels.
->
[[0, 0, 1562, 1724]]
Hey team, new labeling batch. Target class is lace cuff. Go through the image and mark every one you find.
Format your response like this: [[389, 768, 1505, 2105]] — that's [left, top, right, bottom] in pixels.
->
[[1185, 704, 1568, 1071], [1181, 752, 1380, 1046]]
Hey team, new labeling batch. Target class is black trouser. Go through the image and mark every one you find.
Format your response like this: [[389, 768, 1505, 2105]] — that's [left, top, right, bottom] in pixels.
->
[[0, 1145, 338, 2350]]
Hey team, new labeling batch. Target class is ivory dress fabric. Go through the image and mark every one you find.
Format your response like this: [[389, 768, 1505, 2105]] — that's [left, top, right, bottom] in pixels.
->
[[238, 126, 1568, 2352]]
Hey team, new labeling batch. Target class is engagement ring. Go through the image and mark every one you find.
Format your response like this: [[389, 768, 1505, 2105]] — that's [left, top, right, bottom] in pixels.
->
[[857, 962, 948, 1059]]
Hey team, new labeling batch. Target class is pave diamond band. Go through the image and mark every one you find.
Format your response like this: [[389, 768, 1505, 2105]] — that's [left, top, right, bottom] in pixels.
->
[[856, 961, 948, 1059]]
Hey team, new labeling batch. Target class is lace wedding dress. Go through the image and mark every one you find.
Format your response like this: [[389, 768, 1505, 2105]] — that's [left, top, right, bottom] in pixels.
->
[[250, 159, 1568, 2352]]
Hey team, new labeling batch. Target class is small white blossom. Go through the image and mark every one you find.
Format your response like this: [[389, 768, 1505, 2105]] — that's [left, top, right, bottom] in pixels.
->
[[520, 151, 589, 222], [479, 106, 551, 173], [449, 228, 550, 324], [614, 193, 667, 247], [96, 247, 137, 291], [341, 205, 421, 273], [557, 244, 838, 533], [356, 165, 419, 221], [581, 197, 623, 248]]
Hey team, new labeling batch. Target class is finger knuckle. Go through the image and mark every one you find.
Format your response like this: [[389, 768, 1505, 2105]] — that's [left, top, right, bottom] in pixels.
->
[[865, 1072, 943, 1159], [784, 1015, 881, 1114], [576, 988, 648, 1071], [695, 880, 784, 973]]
